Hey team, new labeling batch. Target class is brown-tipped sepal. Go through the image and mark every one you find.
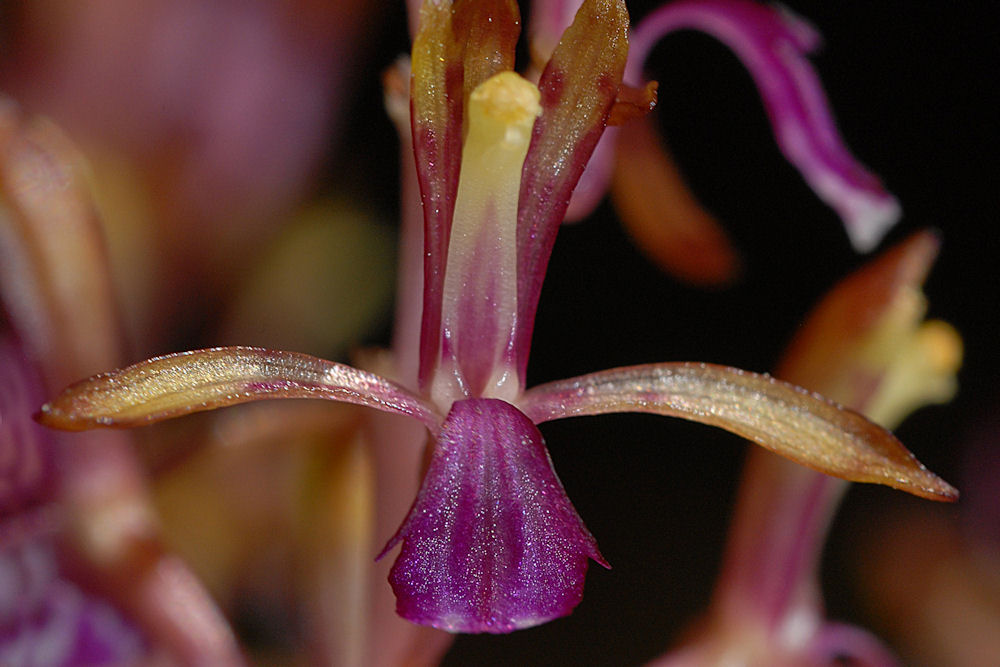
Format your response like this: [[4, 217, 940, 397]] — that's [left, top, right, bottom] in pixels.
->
[[38, 347, 441, 433], [521, 362, 957, 501]]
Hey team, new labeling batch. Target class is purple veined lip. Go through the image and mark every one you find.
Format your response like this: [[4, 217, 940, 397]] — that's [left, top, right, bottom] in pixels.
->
[[379, 398, 607, 633]]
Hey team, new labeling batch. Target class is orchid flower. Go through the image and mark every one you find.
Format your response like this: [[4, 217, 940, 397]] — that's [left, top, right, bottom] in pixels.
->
[[39, 0, 955, 636]]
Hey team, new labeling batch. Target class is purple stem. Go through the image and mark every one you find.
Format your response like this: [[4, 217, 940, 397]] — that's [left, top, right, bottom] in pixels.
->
[[713, 450, 847, 628]]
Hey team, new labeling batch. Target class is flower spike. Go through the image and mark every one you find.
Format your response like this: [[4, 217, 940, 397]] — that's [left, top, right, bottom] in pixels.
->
[[520, 362, 957, 501], [31, 0, 958, 645], [38, 347, 441, 433], [628, 0, 901, 251]]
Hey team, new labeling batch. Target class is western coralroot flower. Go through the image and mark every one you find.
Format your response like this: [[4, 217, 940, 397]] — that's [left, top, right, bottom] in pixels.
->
[[39, 0, 956, 635]]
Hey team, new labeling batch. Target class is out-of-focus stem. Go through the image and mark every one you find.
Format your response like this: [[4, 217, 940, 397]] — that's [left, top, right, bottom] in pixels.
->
[[714, 454, 846, 630], [707, 232, 960, 661], [361, 58, 453, 667]]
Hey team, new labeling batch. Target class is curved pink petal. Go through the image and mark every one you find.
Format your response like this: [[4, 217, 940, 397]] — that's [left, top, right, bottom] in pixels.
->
[[519, 362, 957, 501], [628, 0, 900, 251], [38, 347, 441, 433], [378, 398, 606, 633]]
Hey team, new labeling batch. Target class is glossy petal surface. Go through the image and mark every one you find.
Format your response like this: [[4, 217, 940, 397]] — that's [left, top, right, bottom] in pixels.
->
[[453, 0, 520, 107], [412, 0, 522, 391], [520, 362, 956, 500], [379, 398, 606, 633], [38, 347, 440, 433], [433, 72, 540, 404]]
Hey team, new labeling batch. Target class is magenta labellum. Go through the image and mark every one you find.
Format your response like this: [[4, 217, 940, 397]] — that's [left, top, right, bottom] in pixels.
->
[[380, 399, 606, 633]]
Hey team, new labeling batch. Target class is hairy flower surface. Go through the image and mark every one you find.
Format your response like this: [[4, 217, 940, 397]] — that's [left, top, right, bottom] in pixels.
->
[[39, 0, 956, 636]]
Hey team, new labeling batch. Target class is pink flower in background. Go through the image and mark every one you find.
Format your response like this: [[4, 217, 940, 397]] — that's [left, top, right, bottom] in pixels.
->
[[531, 0, 901, 284], [1, 102, 243, 664]]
